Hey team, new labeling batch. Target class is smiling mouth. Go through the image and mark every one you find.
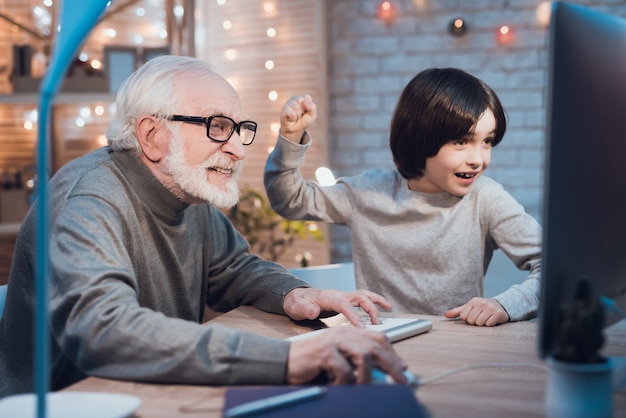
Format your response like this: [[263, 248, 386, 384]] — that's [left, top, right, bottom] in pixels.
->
[[455, 172, 477, 179], [209, 167, 233, 175]]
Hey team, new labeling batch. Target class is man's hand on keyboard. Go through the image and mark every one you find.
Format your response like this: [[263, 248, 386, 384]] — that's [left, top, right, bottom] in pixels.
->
[[286, 325, 408, 385], [283, 288, 393, 327]]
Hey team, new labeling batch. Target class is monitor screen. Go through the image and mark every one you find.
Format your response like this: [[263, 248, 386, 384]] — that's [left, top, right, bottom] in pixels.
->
[[539, 2, 626, 359]]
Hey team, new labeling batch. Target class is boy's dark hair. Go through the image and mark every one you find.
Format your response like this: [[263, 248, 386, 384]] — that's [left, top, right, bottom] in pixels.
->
[[390, 68, 507, 180]]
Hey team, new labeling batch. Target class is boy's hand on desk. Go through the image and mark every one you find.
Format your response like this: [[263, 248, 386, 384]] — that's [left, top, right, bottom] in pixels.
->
[[444, 297, 510, 326], [283, 288, 392, 326], [286, 326, 408, 385]]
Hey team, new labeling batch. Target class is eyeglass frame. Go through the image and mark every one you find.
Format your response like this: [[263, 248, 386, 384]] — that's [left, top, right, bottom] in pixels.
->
[[165, 114, 258, 145]]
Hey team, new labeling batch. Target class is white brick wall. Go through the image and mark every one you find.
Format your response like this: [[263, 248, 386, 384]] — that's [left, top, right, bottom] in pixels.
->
[[326, 0, 626, 261]]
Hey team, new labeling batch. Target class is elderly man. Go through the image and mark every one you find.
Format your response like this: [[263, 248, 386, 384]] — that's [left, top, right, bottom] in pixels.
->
[[0, 55, 407, 397]]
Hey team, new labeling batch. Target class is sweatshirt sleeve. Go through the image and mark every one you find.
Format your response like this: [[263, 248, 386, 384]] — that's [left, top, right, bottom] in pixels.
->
[[480, 180, 542, 321], [264, 134, 353, 224]]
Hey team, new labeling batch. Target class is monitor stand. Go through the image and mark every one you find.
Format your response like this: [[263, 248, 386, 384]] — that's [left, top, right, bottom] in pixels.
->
[[545, 356, 614, 418], [612, 355, 626, 391], [544, 281, 626, 418]]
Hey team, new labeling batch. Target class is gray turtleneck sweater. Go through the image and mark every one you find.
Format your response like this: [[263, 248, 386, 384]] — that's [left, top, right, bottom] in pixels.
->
[[0, 147, 307, 397]]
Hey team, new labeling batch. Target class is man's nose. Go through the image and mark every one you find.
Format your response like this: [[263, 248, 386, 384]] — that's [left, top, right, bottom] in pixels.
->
[[221, 133, 245, 160]]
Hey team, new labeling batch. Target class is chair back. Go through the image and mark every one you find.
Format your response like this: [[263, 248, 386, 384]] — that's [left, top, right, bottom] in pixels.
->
[[289, 262, 356, 292]]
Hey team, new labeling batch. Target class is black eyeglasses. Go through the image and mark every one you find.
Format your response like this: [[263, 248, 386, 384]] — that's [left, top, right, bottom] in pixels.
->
[[166, 115, 258, 145]]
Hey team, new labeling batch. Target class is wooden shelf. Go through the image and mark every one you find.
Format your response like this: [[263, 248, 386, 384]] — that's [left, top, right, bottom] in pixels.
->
[[0, 92, 115, 104]]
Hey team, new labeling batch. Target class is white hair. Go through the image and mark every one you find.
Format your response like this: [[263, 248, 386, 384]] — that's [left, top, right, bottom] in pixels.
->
[[106, 55, 216, 154]]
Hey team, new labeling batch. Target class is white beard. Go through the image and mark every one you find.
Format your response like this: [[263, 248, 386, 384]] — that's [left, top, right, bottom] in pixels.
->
[[163, 137, 242, 208]]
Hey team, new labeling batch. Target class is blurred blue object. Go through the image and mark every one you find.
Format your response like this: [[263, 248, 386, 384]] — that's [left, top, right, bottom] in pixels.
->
[[0, 284, 7, 318], [289, 262, 356, 292], [35, 1, 111, 417]]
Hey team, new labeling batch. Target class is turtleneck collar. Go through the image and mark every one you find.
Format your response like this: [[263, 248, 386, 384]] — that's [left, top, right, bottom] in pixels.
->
[[110, 149, 190, 224]]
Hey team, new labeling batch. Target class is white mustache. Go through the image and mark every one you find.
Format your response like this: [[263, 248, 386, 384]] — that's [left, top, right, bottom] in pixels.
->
[[203, 153, 241, 173]]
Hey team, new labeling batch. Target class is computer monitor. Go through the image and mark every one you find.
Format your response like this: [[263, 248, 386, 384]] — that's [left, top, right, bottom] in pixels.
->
[[539, 2, 626, 361]]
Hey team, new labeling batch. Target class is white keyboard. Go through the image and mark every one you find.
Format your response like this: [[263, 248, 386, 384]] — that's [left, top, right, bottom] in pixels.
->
[[287, 315, 432, 343]]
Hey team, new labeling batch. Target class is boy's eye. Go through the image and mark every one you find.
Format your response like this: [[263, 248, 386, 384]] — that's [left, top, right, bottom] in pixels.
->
[[453, 138, 468, 146], [484, 137, 494, 145]]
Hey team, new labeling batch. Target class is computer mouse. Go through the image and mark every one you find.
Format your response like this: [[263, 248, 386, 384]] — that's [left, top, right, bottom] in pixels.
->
[[371, 367, 417, 385]]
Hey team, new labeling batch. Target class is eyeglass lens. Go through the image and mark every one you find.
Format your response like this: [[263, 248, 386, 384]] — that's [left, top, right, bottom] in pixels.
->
[[209, 116, 256, 145]]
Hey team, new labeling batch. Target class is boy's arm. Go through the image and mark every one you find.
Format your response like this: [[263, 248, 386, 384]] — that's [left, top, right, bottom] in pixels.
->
[[264, 97, 352, 224]]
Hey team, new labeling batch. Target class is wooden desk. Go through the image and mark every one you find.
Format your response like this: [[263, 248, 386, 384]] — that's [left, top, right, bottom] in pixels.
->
[[66, 306, 626, 418]]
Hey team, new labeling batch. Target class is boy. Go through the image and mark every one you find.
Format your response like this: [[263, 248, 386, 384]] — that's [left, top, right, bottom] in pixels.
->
[[264, 68, 542, 327]]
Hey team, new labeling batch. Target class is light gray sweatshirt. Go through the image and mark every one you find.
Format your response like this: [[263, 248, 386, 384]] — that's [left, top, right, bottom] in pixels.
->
[[265, 134, 542, 321]]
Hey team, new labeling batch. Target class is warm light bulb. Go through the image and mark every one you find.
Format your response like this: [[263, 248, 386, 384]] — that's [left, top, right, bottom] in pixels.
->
[[225, 48, 237, 60], [173, 5, 184, 17], [496, 24, 514, 44], [90, 59, 102, 70], [265, 60, 275, 70], [315, 167, 336, 186], [270, 122, 280, 133], [268, 90, 278, 101], [94, 105, 105, 116], [223, 20, 232, 30], [266, 27, 276, 37], [536, 1, 552, 27], [448, 17, 467, 37], [377, 1, 396, 22], [263, 2, 274, 13]]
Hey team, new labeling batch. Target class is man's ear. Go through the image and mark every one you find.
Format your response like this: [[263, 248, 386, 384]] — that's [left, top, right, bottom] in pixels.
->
[[136, 115, 164, 162]]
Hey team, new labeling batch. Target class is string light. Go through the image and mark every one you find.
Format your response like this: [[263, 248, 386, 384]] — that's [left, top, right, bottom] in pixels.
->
[[79, 107, 91, 118], [377, 1, 396, 22], [266, 27, 276, 37], [448, 17, 467, 37], [315, 167, 336, 186], [536, 1, 552, 27], [496, 24, 514, 44], [225, 48, 237, 60], [265, 60, 275, 70]]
